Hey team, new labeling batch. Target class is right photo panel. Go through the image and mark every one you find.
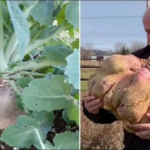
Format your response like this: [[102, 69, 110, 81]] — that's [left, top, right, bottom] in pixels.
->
[[81, 1, 150, 150]]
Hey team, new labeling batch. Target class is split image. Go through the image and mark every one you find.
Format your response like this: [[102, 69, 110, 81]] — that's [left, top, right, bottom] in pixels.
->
[[81, 1, 150, 150], [0, 0, 150, 150], [0, 1, 79, 150]]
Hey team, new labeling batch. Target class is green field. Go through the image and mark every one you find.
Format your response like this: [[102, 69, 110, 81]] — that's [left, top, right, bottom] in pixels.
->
[[81, 68, 97, 73], [81, 68, 97, 91], [81, 81, 88, 91], [81, 72, 91, 79]]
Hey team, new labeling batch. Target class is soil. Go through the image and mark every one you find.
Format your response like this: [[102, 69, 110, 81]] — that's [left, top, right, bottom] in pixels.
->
[[0, 110, 79, 150]]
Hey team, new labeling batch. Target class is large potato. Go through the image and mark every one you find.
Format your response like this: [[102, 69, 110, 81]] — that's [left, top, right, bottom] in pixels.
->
[[88, 55, 150, 133]]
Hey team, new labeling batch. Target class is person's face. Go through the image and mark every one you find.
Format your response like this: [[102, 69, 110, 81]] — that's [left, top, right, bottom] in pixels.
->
[[143, 18, 150, 45]]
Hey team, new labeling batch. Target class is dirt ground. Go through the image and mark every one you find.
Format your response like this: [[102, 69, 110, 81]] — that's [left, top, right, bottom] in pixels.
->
[[81, 92, 124, 150], [0, 110, 78, 150]]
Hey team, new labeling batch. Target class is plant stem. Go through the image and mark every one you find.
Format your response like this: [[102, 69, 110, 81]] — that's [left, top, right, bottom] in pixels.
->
[[19, 71, 45, 77], [8, 13, 35, 63], [23, 7, 32, 18], [1, 71, 45, 80], [73, 98, 79, 106], [11, 60, 66, 72], [9, 80, 20, 95], [0, 2, 8, 72], [11, 22, 72, 62], [4, 32, 18, 64], [25, 22, 69, 54], [32, 28, 44, 42], [3, 19, 11, 34], [67, 126, 78, 131]]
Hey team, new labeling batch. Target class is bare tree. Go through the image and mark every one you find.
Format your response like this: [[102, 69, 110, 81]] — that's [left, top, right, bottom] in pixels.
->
[[81, 47, 91, 59], [81, 42, 95, 59], [94, 49, 106, 55], [114, 42, 128, 54], [83, 42, 94, 51], [130, 41, 146, 52], [106, 50, 113, 55]]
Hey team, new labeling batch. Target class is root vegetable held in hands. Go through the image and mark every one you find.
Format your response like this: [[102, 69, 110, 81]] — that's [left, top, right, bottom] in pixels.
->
[[88, 54, 150, 133], [117, 68, 150, 122]]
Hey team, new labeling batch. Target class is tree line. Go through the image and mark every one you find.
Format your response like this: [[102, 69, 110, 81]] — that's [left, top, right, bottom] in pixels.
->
[[81, 41, 146, 59]]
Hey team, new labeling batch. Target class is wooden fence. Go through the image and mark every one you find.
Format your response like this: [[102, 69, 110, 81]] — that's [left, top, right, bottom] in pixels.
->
[[80, 59, 102, 68], [80, 59, 102, 81]]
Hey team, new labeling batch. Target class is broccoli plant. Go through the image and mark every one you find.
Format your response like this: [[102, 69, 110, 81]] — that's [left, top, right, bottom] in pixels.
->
[[0, 1, 79, 149]]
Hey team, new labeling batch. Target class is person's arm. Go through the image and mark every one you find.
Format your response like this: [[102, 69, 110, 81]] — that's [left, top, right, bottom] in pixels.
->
[[131, 50, 140, 57], [82, 100, 117, 124]]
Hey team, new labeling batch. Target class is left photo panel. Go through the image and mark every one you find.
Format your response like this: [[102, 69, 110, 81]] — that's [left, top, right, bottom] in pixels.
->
[[0, 1, 79, 150]]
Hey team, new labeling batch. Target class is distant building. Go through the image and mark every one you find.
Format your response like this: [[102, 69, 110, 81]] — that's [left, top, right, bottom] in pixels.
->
[[91, 55, 97, 61], [103, 55, 110, 60], [90, 55, 110, 61]]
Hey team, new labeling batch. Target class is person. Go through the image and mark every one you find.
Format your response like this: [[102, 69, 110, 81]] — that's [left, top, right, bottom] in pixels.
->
[[82, 7, 150, 150]]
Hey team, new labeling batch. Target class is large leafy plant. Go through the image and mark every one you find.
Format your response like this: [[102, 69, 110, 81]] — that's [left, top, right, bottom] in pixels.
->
[[0, 1, 79, 149]]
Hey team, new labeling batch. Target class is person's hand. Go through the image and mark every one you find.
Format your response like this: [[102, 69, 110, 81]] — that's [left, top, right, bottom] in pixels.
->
[[84, 95, 103, 114], [130, 112, 150, 140], [122, 120, 135, 133]]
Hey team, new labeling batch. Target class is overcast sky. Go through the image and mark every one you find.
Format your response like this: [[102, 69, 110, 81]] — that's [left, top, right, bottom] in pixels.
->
[[81, 1, 148, 51]]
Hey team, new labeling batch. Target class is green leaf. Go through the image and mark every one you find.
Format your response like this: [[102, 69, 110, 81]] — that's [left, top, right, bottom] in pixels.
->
[[73, 93, 79, 100], [44, 45, 72, 65], [56, 4, 67, 25], [69, 27, 74, 37], [40, 67, 54, 74], [45, 72, 53, 80], [2, 3, 10, 23], [48, 131, 79, 149], [65, 1, 79, 29], [62, 109, 70, 124], [16, 77, 33, 88], [71, 84, 79, 99], [0, 115, 51, 149], [62, 109, 74, 124], [6, 1, 30, 58], [72, 39, 79, 49], [30, 1, 54, 26], [53, 5, 61, 17], [35, 57, 47, 63], [30, 49, 40, 57], [20, 1, 36, 9], [32, 111, 54, 138], [0, 74, 3, 79], [16, 1, 22, 6], [39, 26, 60, 39], [43, 141, 54, 149], [15, 96, 24, 110], [22, 75, 73, 111], [46, 37, 64, 46], [67, 104, 79, 125], [65, 49, 79, 89], [8, 62, 18, 68], [53, 66, 66, 75], [30, 26, 41, 39]]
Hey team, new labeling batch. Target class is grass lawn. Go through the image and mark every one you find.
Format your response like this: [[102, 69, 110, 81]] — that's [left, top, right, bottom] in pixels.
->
[[81, 68, 97, 73], [81, 72, 91, 79], [81, 68, 97, 79], [81, 81, 88, 91], [81, 68, 97, 91]]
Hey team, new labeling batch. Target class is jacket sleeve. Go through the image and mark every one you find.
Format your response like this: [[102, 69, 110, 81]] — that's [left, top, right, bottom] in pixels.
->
[[82, 100, 117, 124]]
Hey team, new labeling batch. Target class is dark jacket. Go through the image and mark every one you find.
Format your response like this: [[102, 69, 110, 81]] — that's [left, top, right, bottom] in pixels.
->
[[83, 45, 150, 150]]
